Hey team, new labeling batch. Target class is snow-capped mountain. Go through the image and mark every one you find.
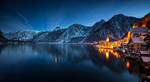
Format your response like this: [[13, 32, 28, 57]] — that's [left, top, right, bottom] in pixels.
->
[[33, 24, 91, 43], [84, 14, 139, 42], [52, 26, 62, 31], [33, 28, 66, 42], [4, 30, 40, 41], [32, 31, 49, 42], [2, 14, 141, 43], [57, 24, 91, 43]]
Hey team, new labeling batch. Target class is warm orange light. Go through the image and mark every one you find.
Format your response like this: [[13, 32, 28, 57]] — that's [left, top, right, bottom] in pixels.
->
[[96, 31, 123, 59], [133, 24, 147, 28], [126, 28, 131, 44], [141, 24, 146, 27], [96, 33, 121, 49], [134, 13, 150, 28], [126, 61, 130, 68], [111, 51, 119, 58], [133, 25, 135, 28], [98, 48, 119, 59], [133, 24, 138, 28], [106, 52, 109, 59], [106, 33, 109, 42]]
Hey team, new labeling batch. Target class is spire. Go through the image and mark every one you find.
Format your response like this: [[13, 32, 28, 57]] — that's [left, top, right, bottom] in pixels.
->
[[106, 33, 109, 42]]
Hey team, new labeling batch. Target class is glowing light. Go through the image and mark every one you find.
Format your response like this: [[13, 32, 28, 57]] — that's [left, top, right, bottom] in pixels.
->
[[126, 61, 130, 68], [111, 51, 119, 58], [96, 33, 121, 49], [106, 52, 109, 59], [133, 24, 138, 28], [98, 48, 119, 59], [141, 24, 146, 27], [126, 28, 131, 44], [96, 29, 132, 59], [106, 33, 109, 42], [134, 13, 150, 28]]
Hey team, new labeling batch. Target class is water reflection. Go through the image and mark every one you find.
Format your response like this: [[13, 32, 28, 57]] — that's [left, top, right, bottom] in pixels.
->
[[98, 48, 119, 59], [126, 61, 130, 69], [0, 44, 140, 82]]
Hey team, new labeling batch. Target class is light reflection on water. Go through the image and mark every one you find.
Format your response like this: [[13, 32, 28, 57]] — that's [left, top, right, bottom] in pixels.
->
[[0, 44, 140, 82], [98, 48, 120, 59]]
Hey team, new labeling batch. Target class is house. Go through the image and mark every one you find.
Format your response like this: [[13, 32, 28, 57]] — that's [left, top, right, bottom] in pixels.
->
[[131, 27, 148, 37], [129, 37, 144, 52], [144, 33, 150, 52], [140, 51, 150, 56]]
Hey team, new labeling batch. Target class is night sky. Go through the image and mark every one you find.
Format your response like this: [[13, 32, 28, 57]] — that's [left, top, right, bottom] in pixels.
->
[[0, 0, 150, 32]]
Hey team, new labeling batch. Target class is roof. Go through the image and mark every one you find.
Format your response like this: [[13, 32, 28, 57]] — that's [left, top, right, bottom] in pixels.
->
[[146, 76, 150, 79], [140, 51, 150, 55], [131, 27, 148, 34], [141, 56, 150, 63], [141, 32, 148, 35], [131, 37, 144, 44], [144, 35, 150, 41]]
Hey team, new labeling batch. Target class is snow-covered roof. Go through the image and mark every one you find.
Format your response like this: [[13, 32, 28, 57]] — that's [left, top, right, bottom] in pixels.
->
[[140, 51, 150, 55], [141, 32, 148, 35], [131, 37, 144, 44], [131, 27, 148, 33], [146, 76, 150, 79], [141, 56, 150, 63]]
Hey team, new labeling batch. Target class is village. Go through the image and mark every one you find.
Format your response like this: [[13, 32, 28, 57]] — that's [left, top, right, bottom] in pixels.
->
[[96, 14, 150, 81]]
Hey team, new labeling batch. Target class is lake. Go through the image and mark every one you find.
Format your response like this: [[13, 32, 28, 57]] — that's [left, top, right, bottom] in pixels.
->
[[0, 44, 140, 82]]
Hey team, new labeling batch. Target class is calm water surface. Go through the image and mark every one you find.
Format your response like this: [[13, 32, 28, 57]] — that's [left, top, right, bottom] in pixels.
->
[[0, 44, 140, 82]]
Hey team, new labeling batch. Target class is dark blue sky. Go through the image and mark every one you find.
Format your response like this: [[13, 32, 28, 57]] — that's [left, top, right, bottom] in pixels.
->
[[0, 0, 150, 32]]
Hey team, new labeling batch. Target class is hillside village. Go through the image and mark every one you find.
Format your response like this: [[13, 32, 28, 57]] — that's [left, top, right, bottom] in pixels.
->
[[122, 26, 150, 81], [96, 13, 150, 81]]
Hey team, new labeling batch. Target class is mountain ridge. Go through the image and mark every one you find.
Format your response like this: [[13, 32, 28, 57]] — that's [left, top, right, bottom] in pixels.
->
[[2, 13, 141, 43]]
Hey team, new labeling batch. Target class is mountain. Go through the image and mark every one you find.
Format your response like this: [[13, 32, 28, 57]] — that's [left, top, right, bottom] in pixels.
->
[[83, 20, 105, 42], [4, 30, 39, 41], [3, 24, 91, 43], [84, 14, 139, 42], [0, 30, 8, 42], [33, 29, 66, 42], [56, 24, 91, 43], [134, 12, 150, 28], [33, 24, 91, 43], [3, 14, 140, 43], [90, 19, 105, 32], [52, 26, 62, 31]]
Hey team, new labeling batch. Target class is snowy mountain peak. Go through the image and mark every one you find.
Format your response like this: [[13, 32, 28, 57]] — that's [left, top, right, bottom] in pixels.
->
[[4, 30, 40, 41], [68, 24, 89, 29], [53, 26, 62, 31], [57, 24, 91, 43]]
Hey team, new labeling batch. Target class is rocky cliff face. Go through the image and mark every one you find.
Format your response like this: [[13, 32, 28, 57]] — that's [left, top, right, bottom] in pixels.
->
[[84, 14, 139, 42]]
